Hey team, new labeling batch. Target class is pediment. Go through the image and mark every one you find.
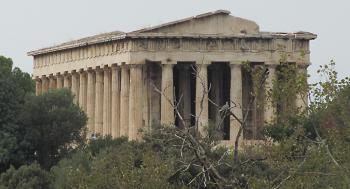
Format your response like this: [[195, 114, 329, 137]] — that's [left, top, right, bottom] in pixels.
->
[[134, 10, 260, 35]]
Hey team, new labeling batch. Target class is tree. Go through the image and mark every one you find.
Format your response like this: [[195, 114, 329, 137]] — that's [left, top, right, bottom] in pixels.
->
[[0, 163, 51, 189], [18, 89, 87, 169], [0, 55, 34, 172], [51, 136, 188, 189]]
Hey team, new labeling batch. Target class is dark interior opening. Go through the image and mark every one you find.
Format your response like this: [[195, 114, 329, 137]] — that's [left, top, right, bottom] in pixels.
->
[[208, 62, 231, 140], [174, 63, 196, 128]]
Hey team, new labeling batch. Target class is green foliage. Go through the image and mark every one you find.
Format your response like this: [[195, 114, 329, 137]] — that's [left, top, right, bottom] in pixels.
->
[[51, 136, 188, 189], [18, 89, 87, 169], [0, 163, 51, 189], [0, 56, 34, 172]]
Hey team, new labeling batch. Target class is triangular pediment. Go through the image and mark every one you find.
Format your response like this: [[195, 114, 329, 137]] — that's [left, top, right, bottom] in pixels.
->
[[133, 10, 260, 35]]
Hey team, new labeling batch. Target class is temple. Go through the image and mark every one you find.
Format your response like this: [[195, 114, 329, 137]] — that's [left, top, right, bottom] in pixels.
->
[[28, 10, 316, 144]]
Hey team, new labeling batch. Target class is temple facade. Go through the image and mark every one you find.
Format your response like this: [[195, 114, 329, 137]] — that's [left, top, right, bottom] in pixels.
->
[[28, 10, 316, 143]]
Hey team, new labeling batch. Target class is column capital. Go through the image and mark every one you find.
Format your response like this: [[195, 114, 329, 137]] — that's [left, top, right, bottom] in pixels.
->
[[129, 64, 142, 69], [163, 58, 177, 65], [229, 63, 242, 68], [35, 76, 41, 81], [79, 69, 86, 74], [230, 60, 245, 65], [196, 59, 211, 65], [95, 67, 103, 73], [111, 64, 120, 70], [103, 65, 111, 70], [297, 64, 309, 69], [196, 63, 209, 68], [161, 63, 175, 68], [85, 67, 94, 73]]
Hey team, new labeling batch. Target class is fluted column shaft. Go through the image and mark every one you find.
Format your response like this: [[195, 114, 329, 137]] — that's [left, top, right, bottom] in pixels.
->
[[86, 70, 96, 136], [35, 78, 42, 95], [111, 65, 121, 138], [264, 64, 277, 123], [103, 67, 112, 136], [161, 63, 175, 125], [195, 63, 209, 136], [79, 71, 87, 112], [129, 65, 143, 140], [230, 63, 243, 141], [49, 75, 56, 90], [63, 74, 70, 89], [56, 74, 63, 89], [71, 72, 79, 104], [296, 65, 308, 111], [41, 76, 49, 93], [94, 69, 104, 135], [120, 65, 130, 137]]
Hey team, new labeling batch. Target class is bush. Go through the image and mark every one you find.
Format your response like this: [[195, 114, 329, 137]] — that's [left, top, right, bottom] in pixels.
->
[[0, 163, 51, 189]]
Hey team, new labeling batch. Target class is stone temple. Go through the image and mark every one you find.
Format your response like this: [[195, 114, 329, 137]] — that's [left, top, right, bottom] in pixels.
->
[[28, 10, 316, 144]]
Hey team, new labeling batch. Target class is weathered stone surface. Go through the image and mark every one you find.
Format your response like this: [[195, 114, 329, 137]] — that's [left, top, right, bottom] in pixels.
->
[[28, 10, 316, 144]]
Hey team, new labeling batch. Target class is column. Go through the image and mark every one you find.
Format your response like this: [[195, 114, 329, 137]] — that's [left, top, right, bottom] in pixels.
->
[[87, 69, 96, 137], [49, 75, 56, 90], [41, 76, 49, 93], [63, 73, 70, 89], [296, 65, 308, 111], [264, 64, 277, 123], [103, 67, 112, 136], [160, 63, 175, 125], [56, 74, 63, 89], [71, 71, 79, 104], [35, 77, 42, 96], [120, 65, 129, 137], [129, 64, 143, 140], [79, 70, 87, 112], [230, 63, 243, 141], [195, 63, 209, 136], [111, 65, 121, 138], [94, 68, 104, 135]]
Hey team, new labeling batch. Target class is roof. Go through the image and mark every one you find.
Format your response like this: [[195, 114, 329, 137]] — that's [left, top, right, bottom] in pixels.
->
[[27, 10, 317, 56]]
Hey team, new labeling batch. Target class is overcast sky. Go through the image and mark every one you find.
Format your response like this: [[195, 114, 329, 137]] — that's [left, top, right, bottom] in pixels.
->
[[0, 0, 349, 82]]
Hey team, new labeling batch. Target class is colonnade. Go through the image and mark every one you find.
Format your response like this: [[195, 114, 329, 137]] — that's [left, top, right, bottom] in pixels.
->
[[34, 61, 306, 141]]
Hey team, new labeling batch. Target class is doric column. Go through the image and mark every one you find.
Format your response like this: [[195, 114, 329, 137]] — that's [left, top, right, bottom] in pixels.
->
[[49, 74, 56, 90], [230, 63, 243, 142], [56, 74, 63, 89], [296, 65, 308, 111], [63, 72, 70, 89], [129, 64, 143, 140], [264, 64, 277, 123], [103, 67, 112, 136], [195, 63, 209, 136], [35, 77, 42, 96], [41, 76, 49, 93], [86, 69, 96, 137], [71, 71, 80, 104], [111, 65, 121, 138], [79, 70, 87, 112], [94, 68, 104, 135], [161, 63, 175, 125], [120, 64, 130, 137]]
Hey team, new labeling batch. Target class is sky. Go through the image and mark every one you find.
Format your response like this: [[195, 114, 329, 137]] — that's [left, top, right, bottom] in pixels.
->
[[0, 0, 349, 83]]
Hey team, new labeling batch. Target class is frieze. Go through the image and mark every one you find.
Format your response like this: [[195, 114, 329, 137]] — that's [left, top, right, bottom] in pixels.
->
[[33, 37, 309, 69]]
